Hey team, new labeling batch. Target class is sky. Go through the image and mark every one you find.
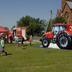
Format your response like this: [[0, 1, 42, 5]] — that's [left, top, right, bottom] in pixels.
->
[[0, 0, 61, 28]]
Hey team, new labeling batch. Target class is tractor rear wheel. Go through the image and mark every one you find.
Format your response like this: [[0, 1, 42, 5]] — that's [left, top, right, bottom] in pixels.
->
[[56, 33, 71, 49]]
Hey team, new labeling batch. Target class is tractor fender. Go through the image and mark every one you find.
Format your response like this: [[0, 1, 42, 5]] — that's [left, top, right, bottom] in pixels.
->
[[44, 32, 53, 39]]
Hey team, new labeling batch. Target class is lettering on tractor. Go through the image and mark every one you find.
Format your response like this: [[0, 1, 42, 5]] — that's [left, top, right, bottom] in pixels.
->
[[40, 23, 72, 49]]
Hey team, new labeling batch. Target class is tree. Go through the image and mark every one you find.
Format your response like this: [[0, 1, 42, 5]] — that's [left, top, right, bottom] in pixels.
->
[[53, 17, 67, 24], [17, 16, 32, 27], [17, 15, 46, 36]]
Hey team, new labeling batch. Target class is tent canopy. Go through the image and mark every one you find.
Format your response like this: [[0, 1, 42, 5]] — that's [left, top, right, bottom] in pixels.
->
[[0, 27, 9, 33]]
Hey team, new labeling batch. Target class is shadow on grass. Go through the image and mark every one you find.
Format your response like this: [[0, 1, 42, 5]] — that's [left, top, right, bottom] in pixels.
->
[[62, 48, 72, 50], [33, 45, 46, 49], [34, 45, 72, 50], [7, 53, 12, 55], [0, 53, 12, 56]]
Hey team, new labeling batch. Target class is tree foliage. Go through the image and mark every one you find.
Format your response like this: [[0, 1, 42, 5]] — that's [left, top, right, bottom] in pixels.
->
[[17, 16, 46, 36], [53, 17, 67, 24]]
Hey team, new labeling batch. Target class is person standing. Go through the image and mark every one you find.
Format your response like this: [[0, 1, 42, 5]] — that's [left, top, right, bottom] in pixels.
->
[[0, 37, 7, 56]]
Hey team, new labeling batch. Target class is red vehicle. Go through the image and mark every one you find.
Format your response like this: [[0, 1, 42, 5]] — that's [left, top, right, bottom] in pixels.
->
[[40, 23, 72, 49], [8, 27, 31, 43]]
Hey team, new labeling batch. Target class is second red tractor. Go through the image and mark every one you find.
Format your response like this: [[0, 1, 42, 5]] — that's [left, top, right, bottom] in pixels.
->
[[40, 23, 72, 49]]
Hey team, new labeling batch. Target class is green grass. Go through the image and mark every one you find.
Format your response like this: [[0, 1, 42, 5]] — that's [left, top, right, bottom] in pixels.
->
[[0, 43, 72, 72]]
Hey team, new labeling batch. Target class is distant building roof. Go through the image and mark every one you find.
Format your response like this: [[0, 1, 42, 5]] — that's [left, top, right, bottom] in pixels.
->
[[66, 1, 72, 9]]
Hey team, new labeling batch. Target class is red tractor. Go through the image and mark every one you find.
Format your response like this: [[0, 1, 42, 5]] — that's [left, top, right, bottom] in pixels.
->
[[40, 23, 72, 49]]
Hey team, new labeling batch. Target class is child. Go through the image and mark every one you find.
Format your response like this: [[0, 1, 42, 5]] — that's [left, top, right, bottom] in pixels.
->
[[0, 37, 7, 56]]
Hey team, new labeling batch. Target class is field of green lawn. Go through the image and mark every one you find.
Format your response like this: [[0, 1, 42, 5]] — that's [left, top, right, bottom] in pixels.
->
[[0, 43, 72, 72]]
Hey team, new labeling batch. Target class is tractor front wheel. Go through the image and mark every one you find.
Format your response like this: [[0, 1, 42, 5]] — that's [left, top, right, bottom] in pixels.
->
[[42, 38, 50, 48]]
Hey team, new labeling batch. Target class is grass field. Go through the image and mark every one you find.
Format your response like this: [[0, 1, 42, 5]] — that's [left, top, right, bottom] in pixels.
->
[[0, 43, 72, 72]]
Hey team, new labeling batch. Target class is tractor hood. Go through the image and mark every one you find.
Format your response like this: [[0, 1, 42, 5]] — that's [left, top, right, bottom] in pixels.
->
[[44, 31, 53, 39]]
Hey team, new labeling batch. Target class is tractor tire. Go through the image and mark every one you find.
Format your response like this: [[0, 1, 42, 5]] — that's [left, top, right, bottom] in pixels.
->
[[56, 32, 71, 49], [42, 37, 50, 48]]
